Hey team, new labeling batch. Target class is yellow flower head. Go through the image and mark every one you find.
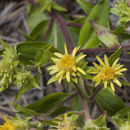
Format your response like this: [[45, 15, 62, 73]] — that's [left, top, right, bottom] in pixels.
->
[[91, 55, 127, 92], [57, 114, 78, 130], [47, 45, 87, 84], [0, 116, 17, 130]]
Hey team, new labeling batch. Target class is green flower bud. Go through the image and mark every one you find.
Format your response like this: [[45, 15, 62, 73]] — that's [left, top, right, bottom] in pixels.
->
[[14, 70, 31, 87]]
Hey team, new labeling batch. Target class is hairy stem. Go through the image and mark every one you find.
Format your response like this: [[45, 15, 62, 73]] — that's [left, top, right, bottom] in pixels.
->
[[74, 81, 91, 122]]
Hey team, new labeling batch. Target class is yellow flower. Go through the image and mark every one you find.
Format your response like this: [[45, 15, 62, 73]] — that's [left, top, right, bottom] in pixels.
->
[[58, 114, 78, 130], [91, 55, 127, 92], [0, 116, 17, 130], [47, 45, 87, 84]]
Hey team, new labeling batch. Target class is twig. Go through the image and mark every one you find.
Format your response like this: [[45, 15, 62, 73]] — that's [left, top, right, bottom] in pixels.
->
[[49, 11, 74, 53], [40, 91, 77, 121], [88, 86, 103, 101], [67, 22, 82, 28], [78, 45, 130, 54]]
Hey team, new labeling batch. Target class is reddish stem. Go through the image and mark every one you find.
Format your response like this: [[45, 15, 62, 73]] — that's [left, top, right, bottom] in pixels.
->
[[49, 11, 74, 53]]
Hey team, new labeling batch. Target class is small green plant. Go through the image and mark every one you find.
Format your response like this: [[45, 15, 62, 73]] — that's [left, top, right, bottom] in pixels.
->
[[0, 0, 130, 129]]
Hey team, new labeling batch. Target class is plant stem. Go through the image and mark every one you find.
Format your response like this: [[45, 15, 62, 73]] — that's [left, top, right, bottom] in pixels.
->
[[49, 11, 74, 53], [74, 81, 91, 122], [88, 86, 103, 101], [78, 45, 130, 54]]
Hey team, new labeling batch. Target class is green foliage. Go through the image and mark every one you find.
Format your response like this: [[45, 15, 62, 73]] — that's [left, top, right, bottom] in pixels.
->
[[96, 89, 125, 116], [14, 93, 69, 117], [0, 0, 129, 129], [112, 109, 130, 130], [78, 0, 109, 49], [0, 40, 38, 94], [89, 20, 119, 48], [34, 0, 66, 15], [76, 0, 93, 14], [110, 0, 130, 23], [83, 114, 109, 130], [108, 46, 122, 65]]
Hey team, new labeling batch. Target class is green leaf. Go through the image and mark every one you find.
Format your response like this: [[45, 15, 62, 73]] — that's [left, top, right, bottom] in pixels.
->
[[108, 46, 121, 66], [29, 20, 49, 39], [52, 2, 67, 12], [113, 107, 130, 119], [34, 49, 48, 71], [16, 41, 50, 64], [0, 39, 10, 49], [14, 104, 41, 116], [112, 25, 130, 41], [72, 96, 82, 111], [15, 74, 40, 103], [26, 93, 69, 115], [19, 30, 35, 41], [120, 80, 130, 87], [34, 0, 53, 14], [83, 114, 109, 130], [78, 0, 109, 49], [76, 0, 93, 14], [50, 106, 69, 117], [14, 93, 70, 117], [89, 20, 119, 48], [96, 89, 125, 116], [46, 23, 65, 53]]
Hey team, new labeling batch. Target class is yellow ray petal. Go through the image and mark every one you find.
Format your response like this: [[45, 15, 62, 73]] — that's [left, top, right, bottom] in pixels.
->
[[76, 55, 86, 63], [72, 46, 80, 57], [54, 52, 63, 58], [95, 81, 101, 87], [77, 67, 86, 75], [96, 56, 104, 65], [66, 71, 70, 82], [93, 74, 101, 81], [112, 58, 119, 67], [56, 71, 65, 78], [93, 62, 102, 70], [114, 65, 124, 70], [49, 68, 59, 75], [113, 79, 121, 87], [72, 66, 77, 72], [117, 68, 127, 72], [104, 81, 108, 89], [115, 72, 122, 75], [47, 65, 57, 70], [51, 58, 59, 62], [58, 74, 63, 84], [64, 44, 68, 55], [104, 55, 109, 66], [110, 82, 115, 92]]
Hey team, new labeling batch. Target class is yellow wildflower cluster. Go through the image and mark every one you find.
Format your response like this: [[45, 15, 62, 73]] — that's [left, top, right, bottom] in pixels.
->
[[0, 116, 17, 130], [48, 45, 86, 84], [91, 55, 127, 92]]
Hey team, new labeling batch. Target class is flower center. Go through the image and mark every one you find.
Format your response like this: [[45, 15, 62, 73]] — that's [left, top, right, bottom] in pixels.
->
[[57, 55, 75, 71], [100, 66, 115, 81]]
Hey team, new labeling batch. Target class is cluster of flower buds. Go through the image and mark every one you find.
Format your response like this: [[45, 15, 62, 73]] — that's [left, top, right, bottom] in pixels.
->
[[0, 43, 37, 92]]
